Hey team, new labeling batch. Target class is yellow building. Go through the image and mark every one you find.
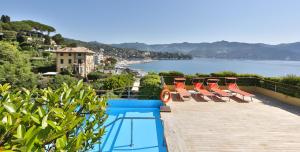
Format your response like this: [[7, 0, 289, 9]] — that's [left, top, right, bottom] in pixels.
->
[[54, 47, 95, 77]]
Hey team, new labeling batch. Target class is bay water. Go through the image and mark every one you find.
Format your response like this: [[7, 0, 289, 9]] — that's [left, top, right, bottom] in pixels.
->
[[129, 58, 300, 77]]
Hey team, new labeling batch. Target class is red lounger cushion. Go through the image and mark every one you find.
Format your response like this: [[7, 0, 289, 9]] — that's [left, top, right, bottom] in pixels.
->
[[175, 88, 191, 97], [228, 83, 254, 97], [229, 88, 254, 97], [194, 83, 214, 96], [197, 88, 214, 96], [211, 88, 230, 97]]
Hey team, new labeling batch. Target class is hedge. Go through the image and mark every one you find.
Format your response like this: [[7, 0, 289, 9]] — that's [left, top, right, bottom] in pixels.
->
[[160, 71, 300, 98], [138, 73, 162, 99]]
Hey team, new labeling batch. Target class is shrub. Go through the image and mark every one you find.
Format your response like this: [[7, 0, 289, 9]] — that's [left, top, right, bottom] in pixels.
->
[[159, 71, 184, 85], [2, 30, 17, 40], [46, 75, 78, 89], [0, 41, 38, 88], [184, 74, 197, 85], [87, 71, 108, 80], [210, 71, 238, 77], [159, 71, 184, 77], [0, 81, 107, 151], [195, 73, 210, 77], [281, 75, 300, 86], [96, 74, 134, 90], [139, 73, 162, 99]]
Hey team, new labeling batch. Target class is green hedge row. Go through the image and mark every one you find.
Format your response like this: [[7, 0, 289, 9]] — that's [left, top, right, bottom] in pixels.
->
[[160, 71, 261, 86], [159, 71, 300, 98], [138, 73, 162, 99]]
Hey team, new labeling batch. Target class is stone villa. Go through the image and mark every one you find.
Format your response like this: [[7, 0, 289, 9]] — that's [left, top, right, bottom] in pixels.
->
[[54, 47, 95, 77]]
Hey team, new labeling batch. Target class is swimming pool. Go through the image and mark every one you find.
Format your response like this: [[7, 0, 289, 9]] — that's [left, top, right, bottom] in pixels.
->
[[91, 99, 167, 152]]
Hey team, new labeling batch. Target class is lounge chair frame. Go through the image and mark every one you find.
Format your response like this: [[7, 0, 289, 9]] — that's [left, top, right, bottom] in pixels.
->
[[192, 78, 214, 99], [174, 77, 191, 101], [207, 79, 231, 101], [225, 77, 255, 101]]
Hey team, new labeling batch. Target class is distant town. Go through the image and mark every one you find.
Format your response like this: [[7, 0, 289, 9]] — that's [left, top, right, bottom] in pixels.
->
[[0, 15, 196, 96]]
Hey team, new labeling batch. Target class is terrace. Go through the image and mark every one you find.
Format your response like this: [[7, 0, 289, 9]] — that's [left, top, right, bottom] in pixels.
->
[[95, 74, 300, 152], [160, 76, 300, 152], [162, 94, 300, 152]]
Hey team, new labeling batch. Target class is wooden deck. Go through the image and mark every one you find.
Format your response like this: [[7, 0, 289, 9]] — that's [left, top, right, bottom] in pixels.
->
[[161, 93, 300, 152]]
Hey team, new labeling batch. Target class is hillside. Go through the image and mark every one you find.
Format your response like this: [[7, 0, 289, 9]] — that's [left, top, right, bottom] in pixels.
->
[[64, 38, 192, 60], [112, 41, 300, 60], [0, 14, 191, 61]]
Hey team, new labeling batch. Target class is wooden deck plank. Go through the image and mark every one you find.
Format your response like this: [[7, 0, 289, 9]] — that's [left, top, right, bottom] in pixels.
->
[[161, 94, 300, 152]]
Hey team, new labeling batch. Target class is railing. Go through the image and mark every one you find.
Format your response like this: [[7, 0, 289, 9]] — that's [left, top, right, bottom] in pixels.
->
[[160, 75, 300, 98], [259, 79, 300, 98], [104, 116, 167, 147], [96, 86, 141, 98], [96, 84, 162, 99], [161, 76, 260, 86]]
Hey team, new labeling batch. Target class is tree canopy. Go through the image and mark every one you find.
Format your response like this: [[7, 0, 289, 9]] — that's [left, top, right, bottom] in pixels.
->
[[1, 15, 10, 23], [0, 41, 37, 88], [52, 34, 64, 45], [0, 19, 56, 34], [138, 73, 162, 99], [1, 21, 32, 31], [22, 20, 56, 34]]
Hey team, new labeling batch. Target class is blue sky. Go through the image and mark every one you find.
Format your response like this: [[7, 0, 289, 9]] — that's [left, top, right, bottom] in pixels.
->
[[1, 0, 300, 44]]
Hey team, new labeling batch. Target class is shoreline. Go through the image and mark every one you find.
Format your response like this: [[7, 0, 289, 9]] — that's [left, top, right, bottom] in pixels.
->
[[116, 59, 154, 67], [116, 59, 154, 76]]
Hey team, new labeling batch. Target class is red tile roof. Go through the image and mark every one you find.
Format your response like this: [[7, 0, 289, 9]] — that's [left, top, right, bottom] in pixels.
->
[[54, 47, 95, 54]]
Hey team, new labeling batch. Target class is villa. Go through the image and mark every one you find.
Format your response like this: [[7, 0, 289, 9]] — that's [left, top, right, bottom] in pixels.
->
[[54, 47, 95, 77], [94, 48, 104, 65]]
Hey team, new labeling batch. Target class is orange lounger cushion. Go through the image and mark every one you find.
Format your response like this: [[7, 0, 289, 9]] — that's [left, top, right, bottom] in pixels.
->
[[195, 88, 214, 96], [175, 88, 191, 97], [211, 88, 231, 97], [229, 88, 254, 97], [227, 83, 254, 97], [194, 82, 214, 96]]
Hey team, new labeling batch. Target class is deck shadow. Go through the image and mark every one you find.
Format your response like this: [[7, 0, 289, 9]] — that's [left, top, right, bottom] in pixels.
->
[[207, 96, 227, 102], [192, 94, 208, 102], [171, 93, 184, 102], [256, 94, 300, 116], [230, 96, 249, 103]]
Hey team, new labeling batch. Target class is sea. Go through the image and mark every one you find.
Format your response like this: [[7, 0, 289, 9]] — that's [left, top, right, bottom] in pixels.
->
[[128, 58, 300, 77]]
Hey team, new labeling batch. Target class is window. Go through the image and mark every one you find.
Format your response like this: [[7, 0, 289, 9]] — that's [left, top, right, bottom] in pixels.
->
[[60, 67, 64, 71], [68, 59, 72, 64], [69, 53, 72, 56], [78, 59, 82, 64], [60, 59, 64, 64], [60, 53, 63, 56], [78, 53, 81, 56]]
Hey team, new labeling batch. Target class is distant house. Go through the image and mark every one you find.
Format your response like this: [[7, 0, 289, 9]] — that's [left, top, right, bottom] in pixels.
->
[[94, 48, 104, 65], [143, 51, 150, 56], [54, 47, 95, 77]]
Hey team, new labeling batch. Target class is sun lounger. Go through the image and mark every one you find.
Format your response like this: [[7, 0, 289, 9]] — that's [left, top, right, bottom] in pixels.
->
[[225, 77, 255, 101], [192, 78, 214, 98], [207, 79, 231, 101], [174, 77, 191, 101]]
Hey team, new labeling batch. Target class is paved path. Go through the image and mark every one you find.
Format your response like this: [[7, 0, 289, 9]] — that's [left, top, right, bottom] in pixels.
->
[[131, 78, 140, 92]]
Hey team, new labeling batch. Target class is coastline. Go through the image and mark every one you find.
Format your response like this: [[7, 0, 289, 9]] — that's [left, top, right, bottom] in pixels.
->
[[116, 59, 154, 67], [116, 59, 154, 76]]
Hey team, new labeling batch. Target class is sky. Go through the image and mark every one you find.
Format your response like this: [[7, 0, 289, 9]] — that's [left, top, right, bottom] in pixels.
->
[[1, 0, 300, 44]]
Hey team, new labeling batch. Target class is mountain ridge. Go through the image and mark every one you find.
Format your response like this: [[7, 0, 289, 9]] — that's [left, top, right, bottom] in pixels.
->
[[111, 41, 300, 60]]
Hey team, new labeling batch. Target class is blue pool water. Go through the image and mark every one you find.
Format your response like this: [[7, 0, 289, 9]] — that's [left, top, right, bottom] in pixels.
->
[[91, 99, 167, 152]]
